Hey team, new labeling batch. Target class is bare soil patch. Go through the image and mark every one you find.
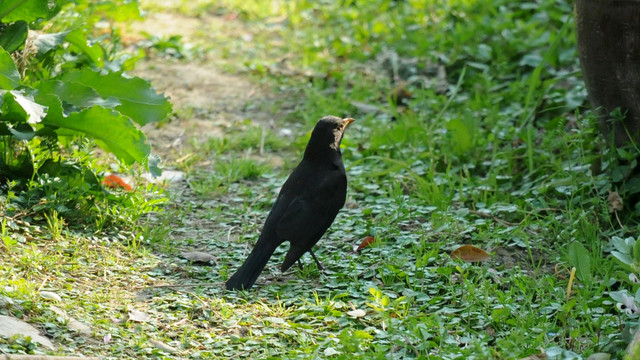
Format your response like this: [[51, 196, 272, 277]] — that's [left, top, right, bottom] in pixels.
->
[[128, 11, 286, 160]]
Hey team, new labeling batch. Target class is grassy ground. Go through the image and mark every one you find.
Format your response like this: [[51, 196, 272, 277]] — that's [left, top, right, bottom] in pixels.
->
[[2, 0, 638, 359]]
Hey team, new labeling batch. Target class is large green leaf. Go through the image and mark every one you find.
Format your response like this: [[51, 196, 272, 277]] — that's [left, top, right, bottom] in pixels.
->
[[8, 123, 35, 140], [42, 105, 150, 165], [0, 21, 28, 53], [61, 69, 172, 126], [65, 29, 104, 68], [33, 31, 70, 57], [0, 0, 49, 23], [36, 80, 120, 114], [0, 48, 20, 90], [0, 89, 46, 124]]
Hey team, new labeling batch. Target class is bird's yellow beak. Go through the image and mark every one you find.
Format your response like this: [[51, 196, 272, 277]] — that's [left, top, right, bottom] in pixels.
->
[[343, 118, 355, 127]]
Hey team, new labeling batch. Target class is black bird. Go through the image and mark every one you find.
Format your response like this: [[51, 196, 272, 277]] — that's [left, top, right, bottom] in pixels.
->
[[225, 116, 355, 291]]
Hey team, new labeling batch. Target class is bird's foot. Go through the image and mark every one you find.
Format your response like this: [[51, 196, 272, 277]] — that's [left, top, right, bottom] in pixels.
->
[[309, 249, 324, 271]]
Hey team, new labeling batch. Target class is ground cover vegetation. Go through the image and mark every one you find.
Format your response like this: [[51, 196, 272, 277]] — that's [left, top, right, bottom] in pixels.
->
[[2, 0, 640, 359]]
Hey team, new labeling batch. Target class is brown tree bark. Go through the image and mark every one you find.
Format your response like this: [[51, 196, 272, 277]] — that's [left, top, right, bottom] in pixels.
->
[[575, 0, 640, 146]]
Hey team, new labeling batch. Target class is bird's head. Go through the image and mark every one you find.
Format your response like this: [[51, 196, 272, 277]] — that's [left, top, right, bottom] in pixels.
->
[[304, 116, 355, 159]]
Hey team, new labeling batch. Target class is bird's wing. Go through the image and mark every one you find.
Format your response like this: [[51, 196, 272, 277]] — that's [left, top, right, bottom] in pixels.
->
[[275, 168, 346, 244]]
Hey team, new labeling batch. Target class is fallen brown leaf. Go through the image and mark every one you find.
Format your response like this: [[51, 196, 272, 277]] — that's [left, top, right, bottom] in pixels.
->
[[450, 244, 491, 262], [354, 236, 376, 252]]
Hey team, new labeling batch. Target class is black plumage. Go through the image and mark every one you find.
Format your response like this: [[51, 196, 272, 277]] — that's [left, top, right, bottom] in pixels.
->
[[225, 116, 354, 291]]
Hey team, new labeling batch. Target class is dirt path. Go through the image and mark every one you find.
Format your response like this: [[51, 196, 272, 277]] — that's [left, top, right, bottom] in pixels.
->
[[128, 10, 287, 161]]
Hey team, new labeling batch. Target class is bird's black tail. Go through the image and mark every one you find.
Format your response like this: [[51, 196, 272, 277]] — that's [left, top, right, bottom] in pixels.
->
[[225, 237, 280, 291]]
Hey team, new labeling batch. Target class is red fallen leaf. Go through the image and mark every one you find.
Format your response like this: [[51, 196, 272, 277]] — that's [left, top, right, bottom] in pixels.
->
[[450, 245, 491, 262], [102, 174, 132, 191], [355, 236, 375, 252]]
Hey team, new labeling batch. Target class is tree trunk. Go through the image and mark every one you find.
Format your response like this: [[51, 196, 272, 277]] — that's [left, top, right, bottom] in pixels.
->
[[575, 0, 640, 146]]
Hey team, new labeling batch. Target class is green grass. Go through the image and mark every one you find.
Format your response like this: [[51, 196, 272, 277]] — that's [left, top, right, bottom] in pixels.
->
[[2, 0, 640, 358]]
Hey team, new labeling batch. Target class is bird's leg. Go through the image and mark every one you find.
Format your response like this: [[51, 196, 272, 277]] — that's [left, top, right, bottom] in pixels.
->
[[297, 260, 304, 270], [309, 249, 324, 271]]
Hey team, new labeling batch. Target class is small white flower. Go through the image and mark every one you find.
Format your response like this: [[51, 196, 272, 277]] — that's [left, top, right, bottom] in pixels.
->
[[630, 273, 640, 284], [616, 293, 639, 315]]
